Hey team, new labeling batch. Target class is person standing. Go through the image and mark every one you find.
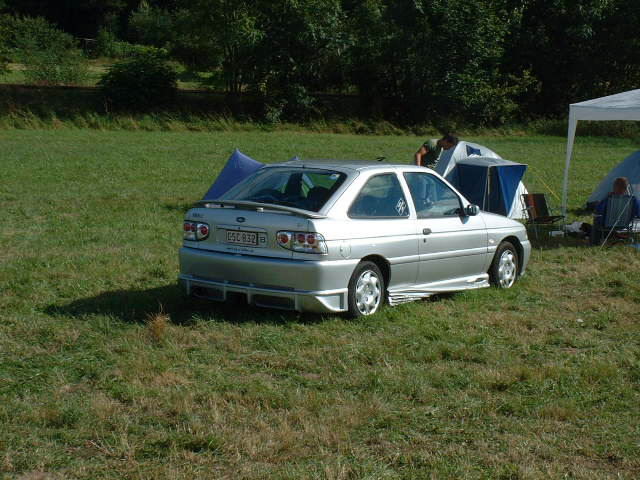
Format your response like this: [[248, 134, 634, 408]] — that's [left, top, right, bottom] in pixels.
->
[[414, 134, 458, 168]]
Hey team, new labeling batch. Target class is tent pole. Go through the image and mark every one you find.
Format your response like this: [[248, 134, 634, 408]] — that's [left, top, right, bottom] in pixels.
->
[[562, 110, 578, 218], [485, 167, 490, 211]]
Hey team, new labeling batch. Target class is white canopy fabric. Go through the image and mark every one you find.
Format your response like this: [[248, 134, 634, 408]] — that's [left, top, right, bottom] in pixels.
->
[[563, 88, 640, 216]]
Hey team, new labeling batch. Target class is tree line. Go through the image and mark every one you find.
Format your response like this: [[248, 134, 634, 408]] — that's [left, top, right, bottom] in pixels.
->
[[1, 0, 639, 125]]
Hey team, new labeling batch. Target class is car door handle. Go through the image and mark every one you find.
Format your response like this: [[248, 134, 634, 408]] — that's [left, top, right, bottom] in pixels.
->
[[422, 228, 432, 235]]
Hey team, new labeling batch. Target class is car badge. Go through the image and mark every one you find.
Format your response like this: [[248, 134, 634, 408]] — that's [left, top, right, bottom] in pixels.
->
[[236, 217, 246, 223]]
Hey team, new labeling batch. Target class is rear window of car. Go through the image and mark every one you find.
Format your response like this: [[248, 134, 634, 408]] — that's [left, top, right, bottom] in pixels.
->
[[223, 168, 347, 212]]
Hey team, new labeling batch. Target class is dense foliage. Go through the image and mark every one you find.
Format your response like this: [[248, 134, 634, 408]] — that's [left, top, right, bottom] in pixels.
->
[[0, 16, 10, 76], [98, 51, 177, 111], [1, 0, 639, 123], [0, 15, 88, 85]]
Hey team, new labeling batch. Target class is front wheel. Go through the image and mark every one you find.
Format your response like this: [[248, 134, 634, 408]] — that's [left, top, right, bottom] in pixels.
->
[[489, 241, 519, 288], [347, 261, 385, 317]]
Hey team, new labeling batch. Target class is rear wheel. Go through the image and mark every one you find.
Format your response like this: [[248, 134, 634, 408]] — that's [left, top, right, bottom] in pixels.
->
[[347, 261, 384, 317], [489, 241, 518, 288]]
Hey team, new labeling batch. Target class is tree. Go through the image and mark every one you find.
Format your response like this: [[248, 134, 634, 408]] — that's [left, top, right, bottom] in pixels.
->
[[172, 0, 262, 94], [345, 0, 529, 125], [5, 16, 88, 85], [250, 0, 349, 120], [502, 0, 620, 114], [588, 0, 640, 96], [1, 0, 139, 38], [127, 1, 175, 48], [0, 14, 12, 76]]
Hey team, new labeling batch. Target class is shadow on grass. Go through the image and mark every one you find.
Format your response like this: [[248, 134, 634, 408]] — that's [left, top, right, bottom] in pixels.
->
[[569, 207, 593, 217], [44, 284, 324, 325], [523, 223, 596, 250], [162, 202, 195, 213], [528, 235, 593, 250], [176, 69, 204, 85]]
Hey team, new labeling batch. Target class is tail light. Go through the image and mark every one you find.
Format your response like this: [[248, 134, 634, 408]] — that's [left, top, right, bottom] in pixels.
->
[[184, 221, 210, 241], [277, 231, 327, 254]]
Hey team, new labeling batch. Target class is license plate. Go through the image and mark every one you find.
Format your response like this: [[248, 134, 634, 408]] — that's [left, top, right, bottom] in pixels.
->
[[226, 230, 259, 246]]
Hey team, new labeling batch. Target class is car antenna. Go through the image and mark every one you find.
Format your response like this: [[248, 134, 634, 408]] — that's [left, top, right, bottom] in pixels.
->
[[375, 156, 385, 162]]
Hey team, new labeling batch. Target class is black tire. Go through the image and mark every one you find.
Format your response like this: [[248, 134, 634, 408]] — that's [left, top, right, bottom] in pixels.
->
[[489, 241, 519, 288], [347, 261, 385, 317]]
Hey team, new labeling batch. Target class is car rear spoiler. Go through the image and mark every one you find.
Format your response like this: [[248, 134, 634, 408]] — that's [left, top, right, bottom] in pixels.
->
[[194, 200, 328, 219]]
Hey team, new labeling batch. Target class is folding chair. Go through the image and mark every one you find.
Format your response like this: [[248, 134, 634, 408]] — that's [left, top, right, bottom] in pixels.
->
[[592, 195, 636, 246], [521, 193, 564, 239]]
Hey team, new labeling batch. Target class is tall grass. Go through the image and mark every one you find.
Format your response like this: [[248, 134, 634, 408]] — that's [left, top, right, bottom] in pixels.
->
[[1, 130, 639, 479], [2, 106, 640, 140]]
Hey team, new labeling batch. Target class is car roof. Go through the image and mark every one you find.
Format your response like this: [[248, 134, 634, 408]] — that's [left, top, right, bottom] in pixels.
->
[[273, 158, 421, 173]]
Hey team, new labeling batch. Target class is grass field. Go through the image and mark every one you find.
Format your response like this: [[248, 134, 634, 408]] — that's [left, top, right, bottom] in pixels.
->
[[1, 130, 639, 479]]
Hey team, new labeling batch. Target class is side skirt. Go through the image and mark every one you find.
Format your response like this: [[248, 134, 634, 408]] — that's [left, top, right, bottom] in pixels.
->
[[387, 274, 490, 306]]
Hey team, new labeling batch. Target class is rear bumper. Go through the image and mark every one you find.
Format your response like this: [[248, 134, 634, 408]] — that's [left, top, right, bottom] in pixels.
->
[[179, 247, 358, 313]]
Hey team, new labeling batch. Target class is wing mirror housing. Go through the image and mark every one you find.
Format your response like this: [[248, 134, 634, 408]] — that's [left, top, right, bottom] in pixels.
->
[[464, 204, 480, 216]]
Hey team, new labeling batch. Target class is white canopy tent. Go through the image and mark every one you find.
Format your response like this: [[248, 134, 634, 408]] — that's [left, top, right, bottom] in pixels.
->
[[563, 88, 640, 216]]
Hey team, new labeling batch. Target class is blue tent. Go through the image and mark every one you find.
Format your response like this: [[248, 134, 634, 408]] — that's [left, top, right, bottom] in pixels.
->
[[202, 149, 264, 200], [455, 157, 527, 217]]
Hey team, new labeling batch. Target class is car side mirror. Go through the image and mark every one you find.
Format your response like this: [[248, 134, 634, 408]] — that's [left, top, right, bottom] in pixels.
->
[[464, 204, 480, 216]]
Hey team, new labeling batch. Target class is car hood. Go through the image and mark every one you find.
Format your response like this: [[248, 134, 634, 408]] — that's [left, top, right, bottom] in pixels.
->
[[480, 211, 526, 230]]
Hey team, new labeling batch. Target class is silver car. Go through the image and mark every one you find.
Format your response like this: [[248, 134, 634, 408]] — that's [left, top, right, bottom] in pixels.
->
[[179, 160, 531, 316]]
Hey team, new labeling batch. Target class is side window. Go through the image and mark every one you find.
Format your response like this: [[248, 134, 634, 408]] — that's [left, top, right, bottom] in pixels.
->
[[349, 174, 409, 218], [404, 172, 461, 218]]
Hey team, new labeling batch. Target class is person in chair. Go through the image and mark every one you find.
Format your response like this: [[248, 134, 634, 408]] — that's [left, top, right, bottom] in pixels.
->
[[592, 176, 640, 244]]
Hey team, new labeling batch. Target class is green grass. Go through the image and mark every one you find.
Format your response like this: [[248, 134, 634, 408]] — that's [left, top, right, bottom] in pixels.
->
[[1, 130, 639, 479]]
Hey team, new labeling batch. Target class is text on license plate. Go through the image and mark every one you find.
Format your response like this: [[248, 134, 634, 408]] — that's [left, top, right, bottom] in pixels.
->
[[226, 230, 259, 246]]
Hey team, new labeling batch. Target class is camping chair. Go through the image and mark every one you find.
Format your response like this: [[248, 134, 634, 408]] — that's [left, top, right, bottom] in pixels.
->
[[521, 193, 565, 238], [592, 195, 636, 246]]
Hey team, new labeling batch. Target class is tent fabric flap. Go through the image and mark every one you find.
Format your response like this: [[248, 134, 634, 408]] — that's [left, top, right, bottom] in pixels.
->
[[202, 149, 264, 200], [496, 164, 527, 214], [457, 164, 489, 210], [455, 157, 527, 218]]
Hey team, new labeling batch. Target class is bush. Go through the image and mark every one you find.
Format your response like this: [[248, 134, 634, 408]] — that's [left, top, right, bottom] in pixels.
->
[[94, 28, 168, 59], [99, 52, 178, 111], [7, 16, 88, 86], [0, 16, 12, 77], [261, 84, 319, 123], [93, 29, 120, 58]]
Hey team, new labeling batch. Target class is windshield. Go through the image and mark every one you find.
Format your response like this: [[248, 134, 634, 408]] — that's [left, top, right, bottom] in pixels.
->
[[222, 167, 347, 212]]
